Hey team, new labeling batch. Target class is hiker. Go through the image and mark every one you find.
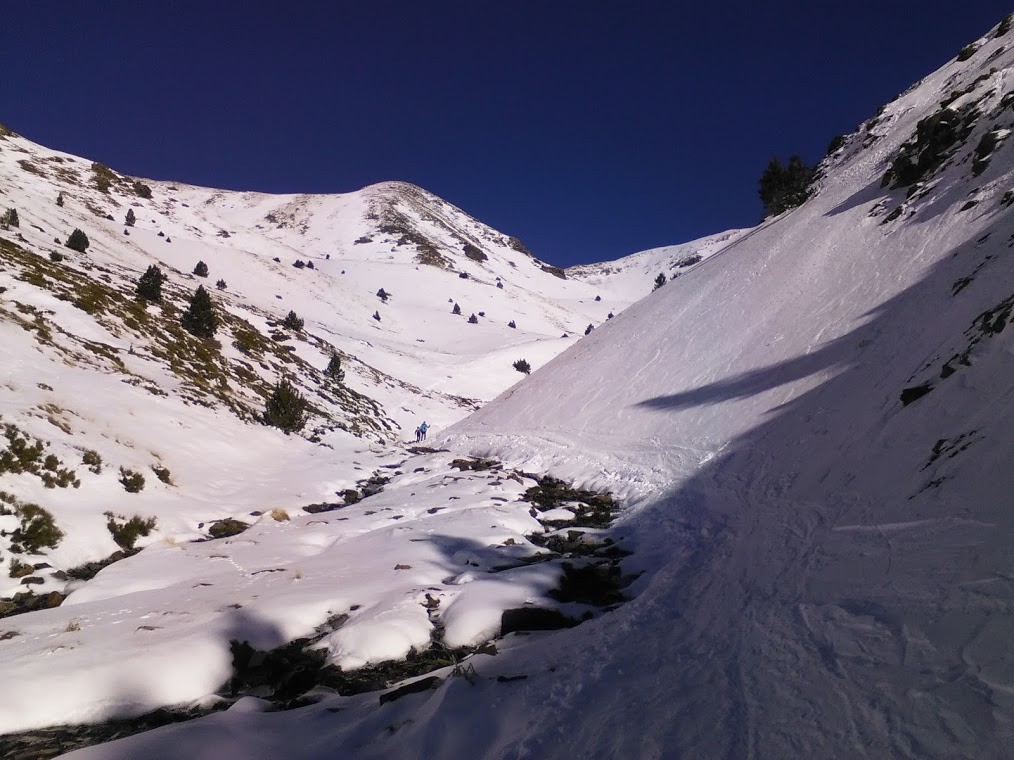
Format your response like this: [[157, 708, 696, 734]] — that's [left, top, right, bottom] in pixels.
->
[[414, 426, 422, 443], [419, 421, 428, 441]]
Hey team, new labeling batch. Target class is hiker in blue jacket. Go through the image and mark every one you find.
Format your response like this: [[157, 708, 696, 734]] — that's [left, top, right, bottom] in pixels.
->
[[419, 421, 428, 441]]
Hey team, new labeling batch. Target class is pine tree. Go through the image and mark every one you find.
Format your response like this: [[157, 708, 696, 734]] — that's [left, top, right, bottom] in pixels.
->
[[282, 310, 304, 330], [377, 288, 389, 302], [513, 359, 531, 375], [136, 265, 167, 302], [653, 272, 667, 290], [325, 352, 345, 383], [65, 228, 89, 252], [124, 208, 136, 227], [758, 155, 815, 217], [2, 208, 19, 228], [193, 260, 209, 277], [452, 303, 461, 315], [467, 313, 478, 324], [181, 285, 219, 338], [216, 279, 227, 290], [56, 192, 65, 207], [508, 320, 516, 328], [372, 310, 381, 321], [584, 323, 594, 336], [264, 377, 307, 433]]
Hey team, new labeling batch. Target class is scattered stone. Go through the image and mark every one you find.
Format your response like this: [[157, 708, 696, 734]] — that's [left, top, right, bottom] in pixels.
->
[[0, 704, 230, 760], [224, 639, 325, 702], [901, 383, 934, 406], [496, 674, 528, 683], [501, 607, 579, 635], [303, 501, 343, 514], [0, 590, 66, 619], [549, 561, 627, 607], [67, 549, 139, 581], [450, 457, 502, 472], [379, 676, 442, 704]]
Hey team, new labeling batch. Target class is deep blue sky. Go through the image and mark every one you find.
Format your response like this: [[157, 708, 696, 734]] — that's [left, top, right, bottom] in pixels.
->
[[1, 2, 1006, 266]]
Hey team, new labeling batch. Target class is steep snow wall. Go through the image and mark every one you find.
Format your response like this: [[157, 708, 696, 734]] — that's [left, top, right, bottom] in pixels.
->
[[430, 22, 1014, 759]]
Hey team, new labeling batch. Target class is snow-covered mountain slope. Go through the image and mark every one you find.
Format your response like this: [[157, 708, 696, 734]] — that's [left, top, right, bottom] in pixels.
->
[[0, 127, 722, 428], [0, 113, 735, 744], [38, 15, 1014, 760], [566, 226, 750, 300], [0, 126, 732, 573]]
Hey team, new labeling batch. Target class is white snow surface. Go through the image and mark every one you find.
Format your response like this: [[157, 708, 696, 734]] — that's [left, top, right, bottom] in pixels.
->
[[0, 17, 1013, 760], [0, 103, 731, 743]]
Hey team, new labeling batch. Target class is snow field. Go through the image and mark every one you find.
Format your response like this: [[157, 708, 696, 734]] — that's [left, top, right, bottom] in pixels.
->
[[0, 454, 588, 733], [2, 16, 1013, 759]]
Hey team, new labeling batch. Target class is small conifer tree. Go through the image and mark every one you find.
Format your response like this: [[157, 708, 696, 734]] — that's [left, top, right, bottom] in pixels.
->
[[452, 303, 461, 315], [282, 310, 304, 330], [513, 359, 531, 375], [372, 310, 381, 321], [377, 288, 389, 302], [2, 208, 19, 228], [508, 320, 516, 328], [181, 285, 219, 338], [468, 313, 479, 324], [264, 377, 307, 433], [193, 260, 209, 277], [758, 155, 815, 217], [584, 323, 594, 336], [56, 192, 65, 207], [216, 279, 227, 290], [65, 228, 90, 252], [653, 272, 667, 290], [125, 208, 136, 227], [137, 265, 167, 302], [325, 352, 345, 383]]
